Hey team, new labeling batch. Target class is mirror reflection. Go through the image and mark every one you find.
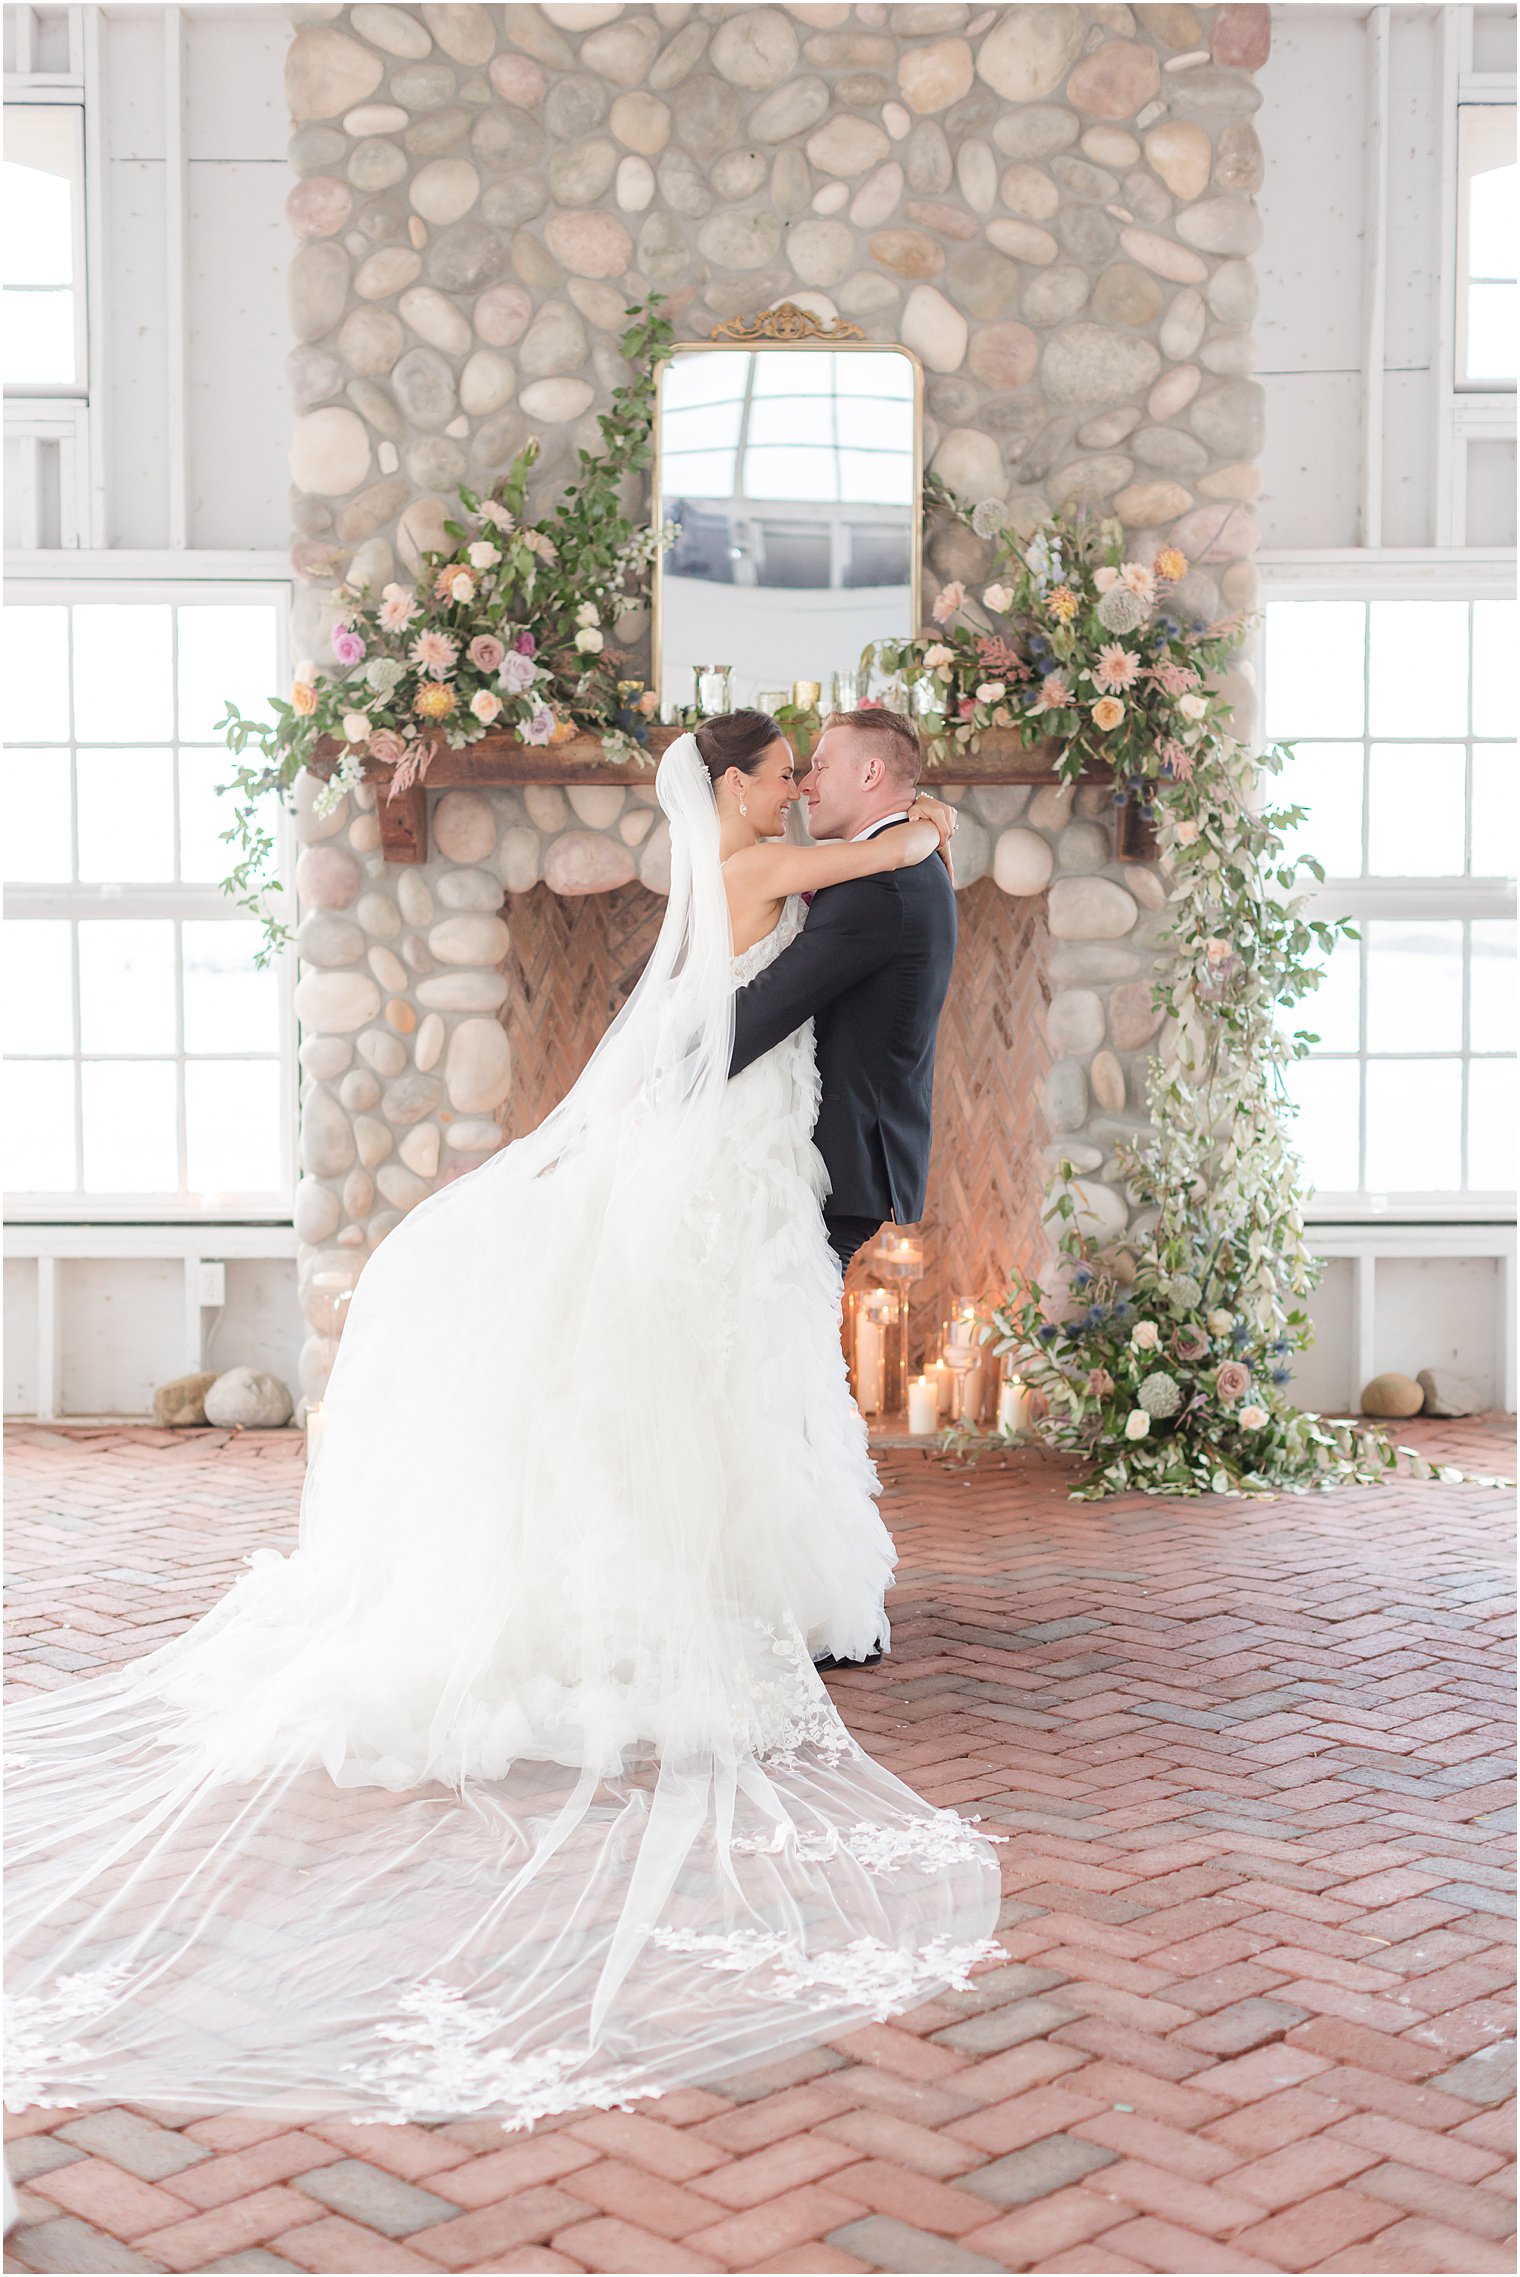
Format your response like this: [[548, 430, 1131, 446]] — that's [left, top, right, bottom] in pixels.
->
[[655, 346, 919, 715]]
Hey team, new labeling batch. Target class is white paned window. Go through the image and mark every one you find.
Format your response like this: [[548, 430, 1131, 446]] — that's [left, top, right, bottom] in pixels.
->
[[2, 592, 293, 1219], [1456, 102, 1518, 389], [2, 104, 87, 392], [1265, 597, 1517, 1217]]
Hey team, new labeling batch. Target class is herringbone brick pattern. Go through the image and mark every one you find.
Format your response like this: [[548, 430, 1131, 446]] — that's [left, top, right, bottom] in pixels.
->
[[5, 1417, 1514, 2276]]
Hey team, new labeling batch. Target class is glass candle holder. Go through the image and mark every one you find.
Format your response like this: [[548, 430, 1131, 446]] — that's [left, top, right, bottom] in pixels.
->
[[831, 668, 860, 711], [942, 1302, 987, 1425], [791, 678, 822, 712], [868, 1228, 925, 1285], [847, 1287, 906, 1418], [696, 664, 732, 713]]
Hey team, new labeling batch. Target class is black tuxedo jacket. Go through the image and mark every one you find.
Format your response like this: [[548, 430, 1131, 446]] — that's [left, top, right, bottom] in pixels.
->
[[729, 822, 957, 1225]]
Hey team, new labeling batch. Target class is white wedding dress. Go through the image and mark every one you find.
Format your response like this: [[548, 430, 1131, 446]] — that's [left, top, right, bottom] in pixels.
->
[[6, 736, 1002, 2130]]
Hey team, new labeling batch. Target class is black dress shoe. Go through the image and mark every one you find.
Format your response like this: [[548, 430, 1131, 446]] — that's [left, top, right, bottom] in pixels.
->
[[813, 1643, 885, 1671]]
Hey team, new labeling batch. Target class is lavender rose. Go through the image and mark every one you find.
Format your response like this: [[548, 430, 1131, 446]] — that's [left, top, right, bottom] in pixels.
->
[[499, 651, 537, 696]]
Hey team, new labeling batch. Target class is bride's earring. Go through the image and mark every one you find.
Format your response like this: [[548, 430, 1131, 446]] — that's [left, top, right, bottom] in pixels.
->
[[739, 792, 748, 817]]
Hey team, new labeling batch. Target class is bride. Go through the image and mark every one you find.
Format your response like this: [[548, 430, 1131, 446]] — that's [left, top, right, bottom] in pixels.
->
[[5, 718, 1004, 2132]]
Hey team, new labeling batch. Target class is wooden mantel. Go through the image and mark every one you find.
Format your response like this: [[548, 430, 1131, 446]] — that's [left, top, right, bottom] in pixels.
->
[[312, 727, 1155, 865]]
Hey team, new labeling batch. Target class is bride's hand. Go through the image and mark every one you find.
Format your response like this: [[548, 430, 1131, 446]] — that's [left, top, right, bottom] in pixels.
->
[[910, 793, 957, 883], [910, 792, 957, 849]]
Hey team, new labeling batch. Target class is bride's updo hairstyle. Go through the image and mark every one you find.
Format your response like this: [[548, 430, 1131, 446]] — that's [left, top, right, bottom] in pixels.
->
[[694, 708, 784, 787]]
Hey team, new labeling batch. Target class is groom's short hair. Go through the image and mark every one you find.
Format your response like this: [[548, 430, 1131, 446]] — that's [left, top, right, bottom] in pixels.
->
[[824, 706, 922, 789]]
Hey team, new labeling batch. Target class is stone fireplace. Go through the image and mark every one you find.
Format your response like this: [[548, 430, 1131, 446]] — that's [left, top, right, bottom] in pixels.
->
[[284, 0, 1267, 1409]]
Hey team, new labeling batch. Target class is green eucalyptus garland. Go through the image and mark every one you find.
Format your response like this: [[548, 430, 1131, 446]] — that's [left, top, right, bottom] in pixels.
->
[[217, 300, 675, 960], [902, 498, 1489, 1497]]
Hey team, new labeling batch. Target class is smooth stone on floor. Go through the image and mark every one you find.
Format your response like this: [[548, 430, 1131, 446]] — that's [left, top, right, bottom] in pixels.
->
[[1361, 1371, 1425, 1419], [1418, 1368, 1479, 1417], [153, 1372, 221, 1428], [204, 1368, 295, 1430]]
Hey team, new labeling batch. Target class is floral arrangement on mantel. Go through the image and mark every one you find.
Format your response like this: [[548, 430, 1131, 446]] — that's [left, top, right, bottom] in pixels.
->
[[907, 502, 1468, 1498], [218, 301, 675, 953]]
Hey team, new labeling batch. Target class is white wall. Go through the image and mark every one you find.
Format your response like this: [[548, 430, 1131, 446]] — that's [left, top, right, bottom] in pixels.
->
[[1257, 4, 1515, 1414], [4, 6, 297, 1417], [1257, 3, 1517, 550], [4, 4, 1513, 1417]]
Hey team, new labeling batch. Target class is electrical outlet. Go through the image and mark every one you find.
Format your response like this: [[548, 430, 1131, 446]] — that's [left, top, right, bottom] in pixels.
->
[[197, 1261, 226, 1308]]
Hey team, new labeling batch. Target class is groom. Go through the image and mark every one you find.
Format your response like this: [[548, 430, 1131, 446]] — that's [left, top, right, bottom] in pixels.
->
[[731, 708, 957, 1671], [730, 706, 958, 1275]]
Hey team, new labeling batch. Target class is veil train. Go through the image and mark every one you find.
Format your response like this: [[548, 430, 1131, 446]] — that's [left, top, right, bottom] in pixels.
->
[[5, 735, 1003, 2129]]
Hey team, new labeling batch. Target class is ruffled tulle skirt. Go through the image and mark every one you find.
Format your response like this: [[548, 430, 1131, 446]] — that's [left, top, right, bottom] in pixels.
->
[[6, 939, 1003, 2127]]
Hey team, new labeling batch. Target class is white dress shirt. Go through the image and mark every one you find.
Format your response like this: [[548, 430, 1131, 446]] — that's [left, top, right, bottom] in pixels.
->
[[852, 811, 911, 842]]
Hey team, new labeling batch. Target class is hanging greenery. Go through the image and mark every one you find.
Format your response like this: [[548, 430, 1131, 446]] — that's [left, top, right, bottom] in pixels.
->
[[888, 499, 1445, 1497], [217, 299, 676, 958]]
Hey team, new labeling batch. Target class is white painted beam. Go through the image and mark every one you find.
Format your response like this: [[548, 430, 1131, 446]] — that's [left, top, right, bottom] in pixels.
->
[[1360, 7, 1390, 547], [163, 4, 189, 548]]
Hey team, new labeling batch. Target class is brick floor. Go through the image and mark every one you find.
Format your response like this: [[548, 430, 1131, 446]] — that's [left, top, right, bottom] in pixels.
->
[[5, 1417, 1515, 2277]]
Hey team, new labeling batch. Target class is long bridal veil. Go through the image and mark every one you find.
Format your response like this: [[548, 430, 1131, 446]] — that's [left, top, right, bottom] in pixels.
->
[[6, 735, 1003, 2129]]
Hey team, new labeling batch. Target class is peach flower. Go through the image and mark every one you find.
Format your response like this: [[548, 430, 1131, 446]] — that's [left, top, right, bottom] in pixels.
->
[[1091, 696, 1125, 731], [931, 581, 965, 623]]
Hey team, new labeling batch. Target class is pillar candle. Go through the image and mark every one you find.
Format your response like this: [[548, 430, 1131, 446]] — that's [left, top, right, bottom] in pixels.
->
[[929, 1358, 954, 1416], [907, 1376, 939, 1436], [998, 1378, 1031, 1435], [854, 1305, 886, 1414]]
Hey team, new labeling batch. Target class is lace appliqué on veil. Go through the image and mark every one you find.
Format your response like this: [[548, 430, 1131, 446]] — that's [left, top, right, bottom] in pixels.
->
[[653, 1928, 1006, 2023], [341, 1978, 655, 2132], [846, 1812, 1009, 1873], [748, 1626, 856, 1768], [730, 1810, 1006, 1871], [5, 1963, 136, 2109]]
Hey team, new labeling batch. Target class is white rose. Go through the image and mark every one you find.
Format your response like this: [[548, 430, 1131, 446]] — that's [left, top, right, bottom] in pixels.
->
[[341, 711, 370, 743], [576, 601, 601, 627], [1238, 1405, 1268, 1429], [981, 583, 1013, 613], [467, 541, 501, 570], [1207, 1308, 1235, 1334], [1124, 1410, 1151, 1440], [1178, 692, 1208, 720], [1174, 818, 1200, 845], [923, 643, 955, 669], [975, 681, 1006, 704], [296, 659, 316, 683], [574, 626, 604, 654], [1131, 1321, 1159, 1350], [470, 687, 503, 723], [446, 570, 475, 604], [1093, 566, 1119, 593]]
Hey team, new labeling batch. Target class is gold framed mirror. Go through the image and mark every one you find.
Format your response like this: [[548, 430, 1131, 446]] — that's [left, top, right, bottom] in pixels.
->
[[652, 310, 923, 717]]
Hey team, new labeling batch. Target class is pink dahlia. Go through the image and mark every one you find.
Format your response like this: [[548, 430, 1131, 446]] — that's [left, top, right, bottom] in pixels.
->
[[1093, 643, 1140, 693], [409, 629, 459, 680]]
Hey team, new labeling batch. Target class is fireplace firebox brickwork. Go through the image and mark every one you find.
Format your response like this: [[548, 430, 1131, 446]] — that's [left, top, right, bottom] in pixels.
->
[[286, 3, 1268, 1408]]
